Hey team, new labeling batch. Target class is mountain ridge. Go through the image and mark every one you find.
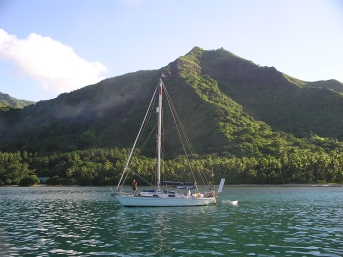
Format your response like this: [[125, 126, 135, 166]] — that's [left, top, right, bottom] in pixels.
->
[[0, 47, 342, 157], [0, 92, 35, 109]]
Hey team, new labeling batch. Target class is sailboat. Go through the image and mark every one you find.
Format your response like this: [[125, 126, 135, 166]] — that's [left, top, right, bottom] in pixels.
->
[[113, 74, 225, 207]]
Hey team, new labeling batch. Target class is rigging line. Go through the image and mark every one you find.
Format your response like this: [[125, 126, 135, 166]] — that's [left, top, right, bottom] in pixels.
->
[[163, 86, 195, 157], [161, 103, 164, 185], [131, 170, 154, 187], [153, 146, 158, 188], [163, 88, 194, 157], [116, 85, 158, 191], [162, 84, 199, 186], [133, 100, 158, 188], [163, 85, 209, 186], [119, 169, 130, 192], [176, 108, 197, 159], [135, 102, 156, 155], [163, 86, 189, 157], [139, 124, 156, 154], [195, 160, 209, 186], [130, 139, 158, 188], [135, 95, 157, 154], [139, 115, 156, 152], [160, 107, 170, 192], [169, 96, 209, 186], [120, 166, 154, 190]]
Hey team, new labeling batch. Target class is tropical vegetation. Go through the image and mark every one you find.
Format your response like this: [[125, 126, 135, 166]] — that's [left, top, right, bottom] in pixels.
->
[[0, 147, 342, 186], [1, 47, 343, 186]]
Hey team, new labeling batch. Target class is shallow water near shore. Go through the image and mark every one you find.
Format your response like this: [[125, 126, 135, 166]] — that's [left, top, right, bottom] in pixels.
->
[[0, 185, 342, 256]]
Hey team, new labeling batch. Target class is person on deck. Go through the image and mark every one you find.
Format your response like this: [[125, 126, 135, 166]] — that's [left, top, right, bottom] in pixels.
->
[[132, 179, 137, 196]]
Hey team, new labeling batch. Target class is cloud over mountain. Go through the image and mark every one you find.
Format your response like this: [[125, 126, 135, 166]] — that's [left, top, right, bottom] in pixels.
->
[[0, 29, 108, 93]]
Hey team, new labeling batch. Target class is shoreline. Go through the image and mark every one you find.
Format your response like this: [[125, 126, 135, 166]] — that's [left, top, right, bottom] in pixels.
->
[[1, 183, 342, 188], [227, 183, 343, 187]]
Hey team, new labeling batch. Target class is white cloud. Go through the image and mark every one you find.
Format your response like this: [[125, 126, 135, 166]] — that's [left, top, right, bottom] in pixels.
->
[[0, 29, 108, 93]]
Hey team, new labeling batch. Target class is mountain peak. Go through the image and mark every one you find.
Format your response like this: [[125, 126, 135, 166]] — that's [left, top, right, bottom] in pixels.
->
[[1, 47, 343, 156]]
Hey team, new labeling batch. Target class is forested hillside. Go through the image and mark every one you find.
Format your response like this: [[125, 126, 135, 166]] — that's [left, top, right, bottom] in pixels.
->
[[0, 92, 35, 109], [1, 47, 343, 186]]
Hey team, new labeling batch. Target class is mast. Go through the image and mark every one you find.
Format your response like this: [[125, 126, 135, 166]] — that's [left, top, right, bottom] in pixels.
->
[[157, 78, 163, 191], [115, 85, 158, 192]]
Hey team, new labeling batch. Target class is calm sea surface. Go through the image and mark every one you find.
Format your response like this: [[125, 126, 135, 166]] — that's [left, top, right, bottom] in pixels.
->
[[0, 185, 342, 257]]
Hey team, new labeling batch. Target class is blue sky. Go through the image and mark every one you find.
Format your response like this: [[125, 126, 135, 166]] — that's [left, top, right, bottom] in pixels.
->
[[1, 0, 343, 102]]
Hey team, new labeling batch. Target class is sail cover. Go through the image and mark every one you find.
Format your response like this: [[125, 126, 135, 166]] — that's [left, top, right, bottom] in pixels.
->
[[175, 185, 196, 189], [163, 181, 195, 186]]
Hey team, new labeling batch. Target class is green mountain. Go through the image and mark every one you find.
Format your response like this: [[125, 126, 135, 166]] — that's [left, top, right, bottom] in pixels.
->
[[0, 92, 35, 109], [1, 47, 343, 158]]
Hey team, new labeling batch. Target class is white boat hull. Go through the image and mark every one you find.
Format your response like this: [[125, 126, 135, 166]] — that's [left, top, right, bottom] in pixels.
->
[[222, 200, 238, 205], [115, 195, 215, 207], [113, 78, 225, 208]]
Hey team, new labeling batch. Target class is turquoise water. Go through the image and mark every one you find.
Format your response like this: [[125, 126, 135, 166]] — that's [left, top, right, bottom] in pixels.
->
[[0, 186, 342, 256]]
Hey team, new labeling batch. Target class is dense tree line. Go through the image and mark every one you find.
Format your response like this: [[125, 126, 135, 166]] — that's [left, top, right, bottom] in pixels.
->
[[1, 147, 342, 186], [1, 48, 343, 188], [0, 151, 38, 186]]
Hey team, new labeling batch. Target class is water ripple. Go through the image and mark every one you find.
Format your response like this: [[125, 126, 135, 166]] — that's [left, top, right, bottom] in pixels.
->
[[0, 186, 342, 256]]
